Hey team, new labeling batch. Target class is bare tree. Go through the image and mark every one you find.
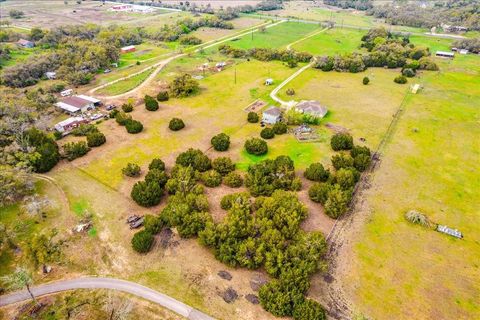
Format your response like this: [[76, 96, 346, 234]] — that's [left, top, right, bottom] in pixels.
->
[[103, 293, 133, 320], [0, 268, 39, 307]]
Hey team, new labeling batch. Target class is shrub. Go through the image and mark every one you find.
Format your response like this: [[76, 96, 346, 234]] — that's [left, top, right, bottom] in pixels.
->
[[418, 57, 439, 71], [362, 76, 370, 85], [324, 186, 351, 219], [131, 181, 163, 207], [63, 141, 89, 161], [350, 145, 371, 158], [220, 192, 249, 210], [179, 35, 202, 45], [86, 132, 106, 147], [122, 163, 141, 177], [109, 109, 119, 118], [211, 133, 230, 151], [131, 230, 154, 253], [353, 153, 371, 172], [223, 171, 243, 188], [245, 156, 297, 196], [286, 88, 295, 96], [292, 299, 326, 320], [331, 153, 354, 170], [260, 128, 275, 139], [149, 158, 166, 171], [394, 75, 408, 84], [144, 95, 159, 111], [125, 119, 143, 134], [308, 183, 331, 204], [25, 128, 60, 173], [176, 148, 211, 172], [157, 90, 169, 102], [115, 111, 132, 126], [402, 68, 416, 77], [405, 210, 433, 228], [330, 133, 353, 151], [145, 169, 169, 188], [121, 102, 134, 113], [201, 170, 222, 187], [245, 138, 268, 156], [169, 74, 199, 98], [272, 122, 287, 135], [304, 163, 329, 182], [144, 214, 164, 234], [212, 157, 235, 176], [72, 124, 98, 136], [169, 118, 185, 131], [335, 168, 356, 190], [247, 112, 259, 123]]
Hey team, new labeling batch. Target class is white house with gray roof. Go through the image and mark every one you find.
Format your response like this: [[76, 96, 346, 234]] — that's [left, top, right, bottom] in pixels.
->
[[262, 106, 282, 124]]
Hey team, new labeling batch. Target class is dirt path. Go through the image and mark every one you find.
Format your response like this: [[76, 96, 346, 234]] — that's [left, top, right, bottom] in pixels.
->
[[27, 173, 72, 216], [0, 277, 214, 320]]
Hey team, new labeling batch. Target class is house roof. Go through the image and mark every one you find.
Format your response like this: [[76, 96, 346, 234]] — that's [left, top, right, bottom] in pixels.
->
[[56, 117, 85, 127], [263, 106, 282, 117], [56, 96, 94, 112], [17, 39, 33, 45], [56, 102, 80, 113], [121, 45, 135, 51], [436, 51, 454, 56], [296, 100, 328, 116], [76, 94, 101, 104]]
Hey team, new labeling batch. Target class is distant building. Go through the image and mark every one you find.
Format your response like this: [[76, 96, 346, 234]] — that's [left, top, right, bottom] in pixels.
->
[[55, 95, 101, 115], [295, 100, 328, 118], [121, 45, 136, 54], [262, 106, 282, 124], [459, 49, 469, 55], [411, 84, 421, 94], [45, 72, 56, 80], [17, 39, 34, 48], [54, 117, 89, 133], [435, 51, 455, 58], [60, 89, 73, 97], [441, 24, 468, 33]]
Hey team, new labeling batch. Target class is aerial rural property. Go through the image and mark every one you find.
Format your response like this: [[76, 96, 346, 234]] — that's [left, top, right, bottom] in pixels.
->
[[0, 0, 479, 319]]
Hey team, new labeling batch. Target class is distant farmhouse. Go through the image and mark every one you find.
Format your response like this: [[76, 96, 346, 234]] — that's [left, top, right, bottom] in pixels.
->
[[54, 117, 88, 133], [56, 95, 101, 115], [262, 106, 282, 124], [435, 51, 455, 58], [441, 23, 468, 33], [121, 45, 136, 54], [110, 4, 155, 13], [17, 39, 34, 48], [295, 100, 328, 118]]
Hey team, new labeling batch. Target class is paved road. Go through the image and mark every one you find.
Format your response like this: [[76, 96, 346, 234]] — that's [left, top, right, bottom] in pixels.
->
[[0, 277, 215, 320]]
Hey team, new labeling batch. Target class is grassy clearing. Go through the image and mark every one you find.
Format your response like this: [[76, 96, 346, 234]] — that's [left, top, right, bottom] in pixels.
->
[[96, 68, 153, 96], [345, 55, 480, 319], [223, 21, 321, 50], [409, 35, 454, 53], [292, 27, 364, 55], [0, 45, 44, 68], [119, 42, 176, 64]]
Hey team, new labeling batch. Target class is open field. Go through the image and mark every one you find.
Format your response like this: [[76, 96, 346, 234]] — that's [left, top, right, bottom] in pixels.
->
[[96, 68, 154, 96], [292, 27, 364, 55], [0, 0, 180, 29], [191, 17, 263, 41], [339, 55, 480, 319], [221, 21, 321, 50]]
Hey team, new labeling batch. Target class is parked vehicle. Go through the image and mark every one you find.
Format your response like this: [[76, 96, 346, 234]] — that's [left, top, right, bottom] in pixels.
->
[[106, 104, 117, 111], [90, 114, 103, 121], [104, 69, 111, 74]]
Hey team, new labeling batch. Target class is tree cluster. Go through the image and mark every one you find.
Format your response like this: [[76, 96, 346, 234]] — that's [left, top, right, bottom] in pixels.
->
[[131, 158, 169, 207], [63, 141, 89, 161], [245, 155, 301, 197], [199, 190, 327, 318], [219, 45, 313, 65], [244, 137, 268, 156], [169, 74, 199, 98], [309, 136, 372, 219], [453, 37, 480, 53]]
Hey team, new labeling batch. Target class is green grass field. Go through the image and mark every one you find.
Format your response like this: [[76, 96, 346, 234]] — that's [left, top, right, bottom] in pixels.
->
[[292, 27, 364, 55], [344, 54, 480, 319], [223, 21, 321, 50], [96, 68, 153, 96]]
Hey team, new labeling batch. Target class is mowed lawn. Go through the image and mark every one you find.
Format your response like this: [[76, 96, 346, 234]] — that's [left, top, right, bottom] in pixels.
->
[[292, 27, 364, 55], [345, 55, 480, 319], [223, 21, 321, 50], [276, 67, 408, 149]]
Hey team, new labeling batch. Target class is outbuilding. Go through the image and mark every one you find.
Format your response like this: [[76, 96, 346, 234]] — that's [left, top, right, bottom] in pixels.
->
[[121, 45, 136, 54], [295, 100, 328, 118], [435, 51, 455, 58], [17, 39, 34, 48], [54, 117, 88, 133], [55, 95, 101, 115], [45, 72, 56, 80], [265, 78, 274, 86], [262, 106, 282, 124]]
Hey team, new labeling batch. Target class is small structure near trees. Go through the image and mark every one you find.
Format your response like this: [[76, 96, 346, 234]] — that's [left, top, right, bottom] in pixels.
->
[[437, 225, 463, 239], [265, 78, 274, 86], [295, 100, 328, 119], [293, 124, 320, 142], [262, 106, 282, 124], [120, 45, 136, 54]]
